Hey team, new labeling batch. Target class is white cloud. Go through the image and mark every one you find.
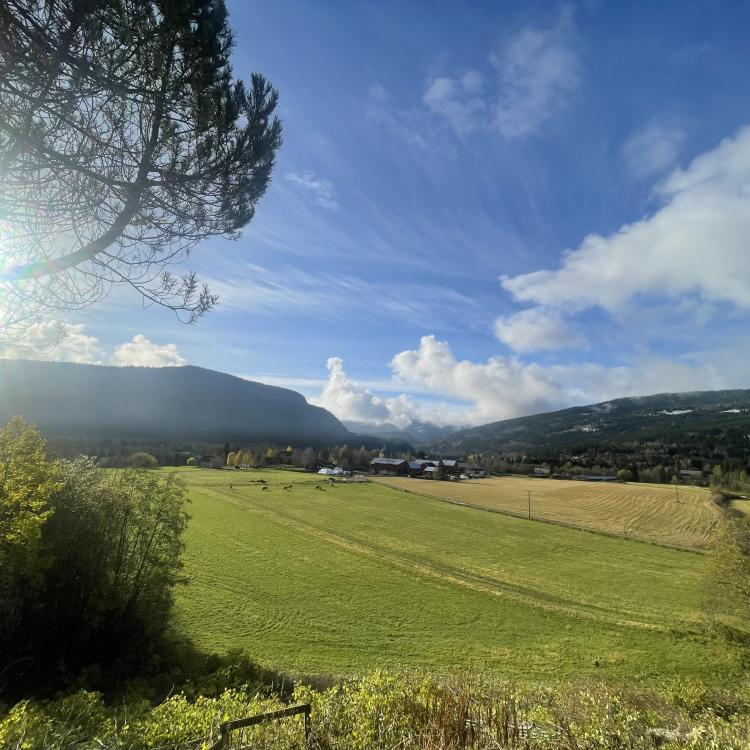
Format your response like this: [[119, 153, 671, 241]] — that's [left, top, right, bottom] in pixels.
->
[[421, 11, 580, 139], [112, 334, 186, 367], [391, 335, 566, 423], [205, 262, 489, 331], [1, 323, 187, 370], [386, 334, 750, 426], [622, 122, 686, 178], [495, 308, 585, 353], [501, 125, 750, 314], [492, 10, 581, 137], [546, 354, 730, 404], [422, 75, 485, 136], [0, 320, 102, 363], [312, 356, 423, 429], [286, 171, 339, 210]]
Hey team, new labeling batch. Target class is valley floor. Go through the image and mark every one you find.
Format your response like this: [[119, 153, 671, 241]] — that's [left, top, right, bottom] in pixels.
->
[[170, 468, 745, 686], [373, 475, 717, 550]]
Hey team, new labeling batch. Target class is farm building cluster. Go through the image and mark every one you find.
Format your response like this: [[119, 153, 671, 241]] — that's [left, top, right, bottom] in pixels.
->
[[369, 457, 484, 479]]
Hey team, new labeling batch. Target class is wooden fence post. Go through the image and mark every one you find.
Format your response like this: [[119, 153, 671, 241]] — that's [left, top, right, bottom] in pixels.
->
[[212, 703, 312, 749]]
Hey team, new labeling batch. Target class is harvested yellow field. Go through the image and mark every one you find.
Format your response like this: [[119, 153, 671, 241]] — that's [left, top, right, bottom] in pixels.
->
[[374, 475, 717, 549]]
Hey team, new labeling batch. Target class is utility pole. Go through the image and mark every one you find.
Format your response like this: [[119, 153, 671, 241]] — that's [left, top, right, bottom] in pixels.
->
[[528, 490, 531, 519]]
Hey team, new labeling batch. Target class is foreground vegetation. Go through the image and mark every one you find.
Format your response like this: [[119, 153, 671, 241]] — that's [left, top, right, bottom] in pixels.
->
[[0, 419, 189, 697], [375, 475, 717, 549], [3, 670, 749, 749], [173, 468, 746, 686]]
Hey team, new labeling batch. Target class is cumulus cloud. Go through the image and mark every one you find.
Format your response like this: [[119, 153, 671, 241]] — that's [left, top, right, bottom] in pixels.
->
[[422, 11, 580, 139], [386, 334, 750, 425], [622, 122, 686, 178], [112, 334, 186, 367], [494, 308, 586, 353], [0, 323, 187, 369], [314, 356, 389, 423], [286, 171, 339, 210], [312, 357, 423, 428], [0, 320, 103, 363], [391, 335, 566, 423], [501, 125, 750, 314], [546, 354, 730, 404]]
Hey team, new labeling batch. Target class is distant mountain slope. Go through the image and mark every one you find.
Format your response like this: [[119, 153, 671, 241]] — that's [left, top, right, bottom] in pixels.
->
[[343, 419, 459, 445], [428, 389, 750, 455], [0, 360, 361, 445]]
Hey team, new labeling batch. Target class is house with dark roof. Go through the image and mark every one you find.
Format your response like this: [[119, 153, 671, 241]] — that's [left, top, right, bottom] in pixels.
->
[[369, 457, 409, 476], [459, 462, 484, 476], [442, 459, 461, 475], [408, 461, 427, 477]]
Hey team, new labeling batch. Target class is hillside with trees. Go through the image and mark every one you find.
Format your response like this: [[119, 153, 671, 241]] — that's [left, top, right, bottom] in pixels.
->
[[0, 360, 367, 446], [427, 389, 750, 476]]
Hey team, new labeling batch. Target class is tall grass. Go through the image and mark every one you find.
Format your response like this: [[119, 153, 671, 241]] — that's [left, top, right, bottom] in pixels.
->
[[2, 670, 749, 749]]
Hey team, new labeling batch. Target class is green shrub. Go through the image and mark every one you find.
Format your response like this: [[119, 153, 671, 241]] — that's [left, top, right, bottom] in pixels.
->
[[129, 451, 158, 468], [2, 672, 750, 749]]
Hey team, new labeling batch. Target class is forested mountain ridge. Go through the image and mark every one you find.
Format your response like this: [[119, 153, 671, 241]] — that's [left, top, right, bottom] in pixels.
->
[[427, 389, 750, 459], [0, 360, 359, 446]]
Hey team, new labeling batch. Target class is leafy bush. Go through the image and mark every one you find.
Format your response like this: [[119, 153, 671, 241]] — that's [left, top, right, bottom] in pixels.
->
[[2, 672, 750, 750], [130, 451, 159, 468], [0, 419, 189, 696]]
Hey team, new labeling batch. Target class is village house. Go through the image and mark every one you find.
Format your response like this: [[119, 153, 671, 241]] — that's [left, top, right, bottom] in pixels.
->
[[458, 462, 484, 477], [369, 457, 409, 476], [441, 459, 461, 476], [408, 461, 427, 478]]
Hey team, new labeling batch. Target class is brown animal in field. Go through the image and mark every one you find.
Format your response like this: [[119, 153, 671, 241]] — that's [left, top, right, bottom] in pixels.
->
[[262, 485, 269, 491]]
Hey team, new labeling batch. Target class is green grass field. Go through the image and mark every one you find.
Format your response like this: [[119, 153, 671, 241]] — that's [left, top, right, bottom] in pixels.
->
[[374, 475, 717, 549], [170, 468, 744, 686]]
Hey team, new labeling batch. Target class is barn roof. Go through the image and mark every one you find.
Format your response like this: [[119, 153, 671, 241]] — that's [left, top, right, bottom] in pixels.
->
[[370, 457, 408, 465]]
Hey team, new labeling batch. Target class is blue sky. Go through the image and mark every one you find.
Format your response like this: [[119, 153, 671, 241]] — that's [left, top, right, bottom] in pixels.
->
[[11, 1, 750, 427]]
